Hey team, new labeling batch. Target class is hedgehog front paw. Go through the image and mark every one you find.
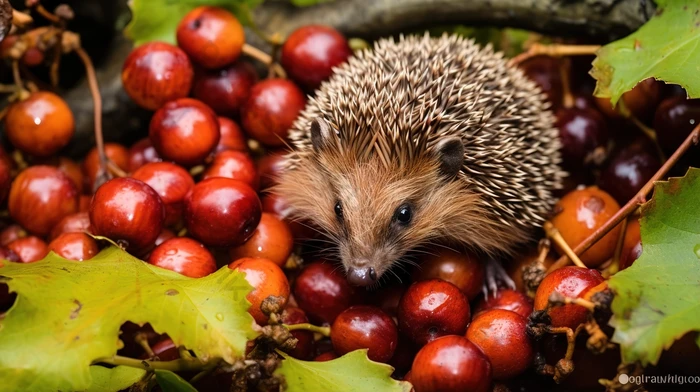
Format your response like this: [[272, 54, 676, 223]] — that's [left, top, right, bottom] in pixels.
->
[[483, 258, 515, 298]]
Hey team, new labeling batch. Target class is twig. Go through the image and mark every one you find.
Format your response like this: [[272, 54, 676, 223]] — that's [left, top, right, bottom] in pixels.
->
[[509, 43, 601, 66], [548, 124, 700, 273], [543, 222, 587, 268], [33, 4, 61, 25], [74, 46, 107, 186], [241, 43, 286, 78], [608, 218, 628, 276]]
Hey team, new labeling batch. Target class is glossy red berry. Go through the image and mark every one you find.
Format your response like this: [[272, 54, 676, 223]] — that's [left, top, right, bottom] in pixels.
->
[[473, 288, 533, 319], [202, 150, 259, 189], [184, 177, 261, 247], [241, 79, 306, 147], [293, 260, 358, 325], [192, 62, 258, 117], [314, 352, 338, 361], [149, 98, 220, 167], [5, 91, 75, 157], [57, 157, 84, 191], [599, 142, 661, 205], [519, 56, 563, 109], [229, 212, 293, 267], [0, 156, 11, 204], [83, 143, 130, 191], [595, 78, 660, 122], [331, 305, 398, 363], [0, 224, 26, 246], [281, 306, 314, 360], [148, 338, 180, 361], [257, 151, 286, 190], [653, 97, 700, 153], [228, 257, 290, 325], [412, 247, 485, 300], [9, 166, 79, 236], [551, 187, 621, 267], [48, 232, 99, 261], [89, 177, 164, 251], [215, 117, 248, 152], [132, 162, 195, 227], [411, 335, 492, 392], [176, 6, 245, 69], [466, 309, 534, 379], [555, 107, 609, 170], [127, 138, 161, 172], [281, 25, 352, 91], [121, 42, 193, 111], [534, 266, 604, 329], [260, 193, 318, 241], [148, 237, 216, 278], [398, 279, 470, 346], [49, 212, 92, 241], [7, 236, 49, 263]]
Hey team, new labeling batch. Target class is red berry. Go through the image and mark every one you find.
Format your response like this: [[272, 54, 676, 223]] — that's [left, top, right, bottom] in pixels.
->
[[127, 138, 161, 172], [149, 98, 220, 167], [216, 117, 248, 152], [0, 246, 20, 263], [398, 279, 470, 346], [48, 232, 99, 261], [551, 187, 621, 267], [148, 237, 216, 278], [473, 289, 533, 319], [140, 337, 180, 361], [228, 257, 290, 325], [314, 352, 338, 361], [89, 177, 164, 251], [131, 162, 195, 227], [534, 266, 604, 329], [229, 212, 293, 266], [280, 25, 352, 91], [260, 193, 318, 241], [466, 309, 534, 379], [155, 229, 176, 247], [281, 306, 314, 360], [599, 142, 661, 205], [331, 305, 398, 363], [176, 6, 245, 69], [9, 166, 79, 236], [0, 156, 11, 204], [183, 177, 261, 247], [192, 62, 258, 117], [121, 42, 193, 111], [595, 78, 660, 122], [83, 143, 130, 191], [5, 91, 75, 157], [57, 157, 84, 191], [202, 150, 259, 189], [257, 151, 286, 190], [293, 260, 358, 325], [0, 224, 26, 246], [519, 56, 563, 109], [619, 219, 642, 270], [554, 107, 609, 170], [241, 79, 306, 147], [412, 247, 485, 300], [49, 212, 92, 241], [7, 236, 48, 263], [410, 335, 492, 392]]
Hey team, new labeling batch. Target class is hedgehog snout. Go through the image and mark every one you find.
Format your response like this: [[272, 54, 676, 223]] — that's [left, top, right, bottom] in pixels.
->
[[346, 262, 378, 287]]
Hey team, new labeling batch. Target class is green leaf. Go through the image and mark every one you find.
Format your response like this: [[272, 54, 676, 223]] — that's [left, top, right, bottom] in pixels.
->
[[0, 246, 257, 392], [608, 167, 700, 366], [591, 0, 700, 105], [290, 0, 334, 6], [85, 366, 147, 392], [274, 350, 412, 392], [125, 0, 262, 46], [154, 369, 198, 392]]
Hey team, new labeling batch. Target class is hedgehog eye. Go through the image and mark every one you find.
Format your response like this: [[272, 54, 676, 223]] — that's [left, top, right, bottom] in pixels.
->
[[393, 204, 412, 225], [334, 201, 344, 220]]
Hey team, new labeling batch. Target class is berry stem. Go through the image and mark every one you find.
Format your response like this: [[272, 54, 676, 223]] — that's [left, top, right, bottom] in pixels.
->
[[548, 124, 700, 273], [543, 221, 587, 268], [32, 4, 62, 25], [607, 218, 628, 276], [134, 333, 155, 359], [284, 323, 331, 337], [559, 58, 574, 109], [11, 60, 28, 99], [241, 43, 287, 78], [11, 9, 33, 27], [509, 43, 601, 66], [74, 46, 109, 189], [95, 355, 208, 372]]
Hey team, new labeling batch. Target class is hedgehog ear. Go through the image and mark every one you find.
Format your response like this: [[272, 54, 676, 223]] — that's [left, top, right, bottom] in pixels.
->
[[310, 119, 332, 152], [433, 136, 464, 178]]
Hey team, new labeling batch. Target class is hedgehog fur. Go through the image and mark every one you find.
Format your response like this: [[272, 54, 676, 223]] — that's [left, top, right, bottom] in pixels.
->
[[275, 33, 565, 285]]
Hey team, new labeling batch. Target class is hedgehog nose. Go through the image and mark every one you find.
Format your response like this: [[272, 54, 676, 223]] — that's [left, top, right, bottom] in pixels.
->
[[347, 266, 377, 286]]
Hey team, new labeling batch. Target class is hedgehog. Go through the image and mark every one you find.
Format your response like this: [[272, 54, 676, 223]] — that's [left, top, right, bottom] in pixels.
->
[[274, 33, 565, 290]]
